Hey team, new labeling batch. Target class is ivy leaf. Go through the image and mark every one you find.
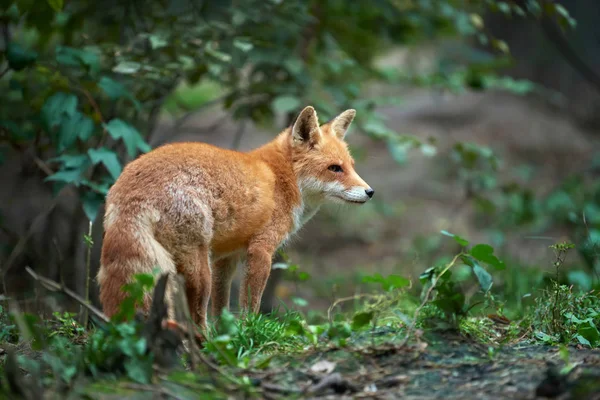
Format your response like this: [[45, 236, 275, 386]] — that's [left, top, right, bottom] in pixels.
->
[[88, 147, 122, 180], [98, 76, 142, 111], [49, 154, 91, 170], [272, 95, 301, 114], [41, 92, 78, 131], [472, 262, 493, 292], [352, 311, 374, 330], [578, 323, 600, 347], [81, 191, 104, 222], [5, 42, 38, 71], [113, 61, 142, 74], [470, 244, 505, 270], [45, 169, 84, 185], [104, 119, 151, 157], [55, 46, 100, 75], [440, 230, 470, 247], [57, 112, 94, 152], [46, 0, 63, 11]]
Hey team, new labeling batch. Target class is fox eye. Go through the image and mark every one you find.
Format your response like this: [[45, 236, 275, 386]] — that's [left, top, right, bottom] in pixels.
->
[[328, 165, 343, 173]]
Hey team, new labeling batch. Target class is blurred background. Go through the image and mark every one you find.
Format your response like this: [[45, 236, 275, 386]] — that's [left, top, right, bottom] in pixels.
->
[[0, 0, 598, 317]]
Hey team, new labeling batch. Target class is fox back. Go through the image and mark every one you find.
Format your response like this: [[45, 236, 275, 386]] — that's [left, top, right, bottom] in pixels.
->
[[97, 106, 374, 333]]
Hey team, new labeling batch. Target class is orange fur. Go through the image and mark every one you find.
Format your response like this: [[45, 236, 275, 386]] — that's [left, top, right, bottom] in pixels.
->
[[97, 106, 373, 333]]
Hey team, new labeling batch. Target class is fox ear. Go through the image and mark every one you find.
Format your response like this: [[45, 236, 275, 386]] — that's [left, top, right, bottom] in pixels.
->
[[328, 109, 356, 139], [291, 106, 321, 147]]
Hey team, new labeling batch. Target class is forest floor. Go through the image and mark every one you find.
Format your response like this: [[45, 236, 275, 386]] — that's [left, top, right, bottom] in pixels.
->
[[33, 329, 599, 400]]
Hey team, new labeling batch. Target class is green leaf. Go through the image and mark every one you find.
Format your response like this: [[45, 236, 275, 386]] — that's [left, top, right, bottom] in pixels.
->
[[46, 0, 63, 11], [205, 45, 231, 63], [386, 275, 410, 290], [124, 358, 152, 384], [41, 92, 79, 131], [88, 147, 122, 180], [98, 76, 127, 99], [98, 76, 142, 111], [291, 297, 308, 307], [5, 42, 38, 71], [45, 169, 84, 185], [578, 323, 600, 347], [81, 191, 104, 222], [113, 61, 141, 74], [440, 230, 470, 247], [297, 271, 311, 281], [233, 38, 254, 52], [272, 95, 301, 114], [470, 244, 505, 270], [352, 311, 374, 330], [134, 273, 155, 288], [56, 46, 100, 75], [472, 262, 492, 292], [419, 267, 435, 284], [104, 119, 151, 157], [57, 112, 94, 152], [149, 34, 168, 50]]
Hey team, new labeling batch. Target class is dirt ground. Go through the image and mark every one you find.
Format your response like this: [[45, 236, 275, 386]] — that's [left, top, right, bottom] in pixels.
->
[[70, 330, 600, 400], [257, 333, 600, 399]]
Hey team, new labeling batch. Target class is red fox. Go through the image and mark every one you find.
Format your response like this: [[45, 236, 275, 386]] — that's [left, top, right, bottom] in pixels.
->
[[97, 106, 373, 333]]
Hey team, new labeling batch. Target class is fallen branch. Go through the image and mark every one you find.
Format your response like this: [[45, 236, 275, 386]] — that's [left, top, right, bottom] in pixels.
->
[[24, 266, 110, 324]]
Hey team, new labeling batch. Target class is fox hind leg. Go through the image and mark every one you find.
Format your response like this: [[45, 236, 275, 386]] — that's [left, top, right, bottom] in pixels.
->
[[176, 246, 212, 334]]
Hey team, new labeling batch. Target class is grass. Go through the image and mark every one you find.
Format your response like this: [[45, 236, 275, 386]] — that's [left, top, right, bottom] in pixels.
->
[[1, 238, 599, 398]]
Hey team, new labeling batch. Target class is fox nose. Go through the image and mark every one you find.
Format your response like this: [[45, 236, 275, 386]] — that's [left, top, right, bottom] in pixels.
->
[[365, 188, 374, 198]]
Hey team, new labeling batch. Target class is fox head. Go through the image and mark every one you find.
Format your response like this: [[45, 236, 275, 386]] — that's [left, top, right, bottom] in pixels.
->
[[289, 106, 374, 205]]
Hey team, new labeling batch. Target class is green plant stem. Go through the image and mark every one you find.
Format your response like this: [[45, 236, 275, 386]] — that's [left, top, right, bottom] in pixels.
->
[[83, 221, 93, 327], [400, 252, 463, 347]]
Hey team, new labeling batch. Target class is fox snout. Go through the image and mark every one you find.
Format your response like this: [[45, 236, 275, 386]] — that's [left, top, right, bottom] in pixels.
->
[[339, 185, 374, 204]]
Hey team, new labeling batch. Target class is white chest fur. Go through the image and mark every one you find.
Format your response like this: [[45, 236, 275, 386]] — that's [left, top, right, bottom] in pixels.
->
[[291, 201, 320, 235]]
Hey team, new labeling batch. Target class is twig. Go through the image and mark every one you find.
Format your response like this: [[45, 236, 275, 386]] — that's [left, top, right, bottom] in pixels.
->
[[82, 220, 93, 327], [0, 66, 9, 79], [24, 266, 110, 324], [399, 253, 463, 347], [327, 293, 380, 324]]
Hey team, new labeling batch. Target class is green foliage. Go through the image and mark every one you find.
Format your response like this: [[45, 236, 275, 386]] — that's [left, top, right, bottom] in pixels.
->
[[47, 311, 85, 340], [416, 231, 506, 325], [362, 273, 410, 292], [533, 284, 600, 347], [115, 272, 157, 321], [205, 308, 309, 367], [0, 0, 574, 232]]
